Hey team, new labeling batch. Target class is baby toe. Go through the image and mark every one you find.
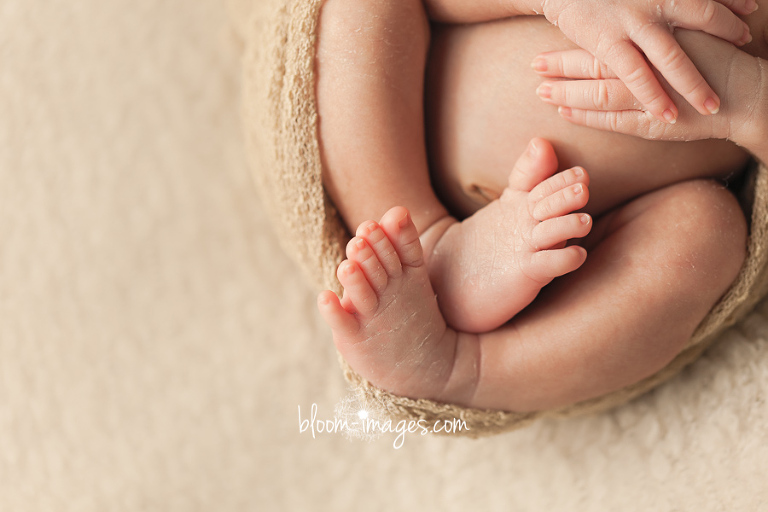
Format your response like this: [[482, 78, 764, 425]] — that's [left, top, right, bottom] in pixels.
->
[[347, 237, 389, 295], [529, 166, 589, 204], [531, 179, 589, 221], [317, 290, 359, 337], [508, 138, 560, 192], [357, 220, 402, 279], [528, 245, 588, 282], [336, 260, 379, 317], [531, 213, 592, 249], [379, 207, 424, 269]]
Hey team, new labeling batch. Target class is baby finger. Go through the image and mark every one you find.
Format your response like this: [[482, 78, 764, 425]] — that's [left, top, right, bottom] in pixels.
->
[[598, 39, 677, 123], [713, 0, 759, 15], [532, 49, 618, 80], [537, 79, 642, 111], [557, 107, 688, 141], [664, 0, 753, 43]]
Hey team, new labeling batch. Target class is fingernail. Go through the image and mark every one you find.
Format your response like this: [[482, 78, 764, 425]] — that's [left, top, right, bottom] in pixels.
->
[[580, 214, 591, 225], [531, 57, 548, 72], [662, 109, 677, 124], [355, 238, 365, 249], [573, 167, 584, 177], [704, 97, 720, 115], [742, 26, 753, 45], [398, 211, 410, 228], [536, 83, 552, 100], [572, 184, 583, 195], [558, 106, 572, 118], [527, 139, 539, 156], [747, 0, 758, 13]]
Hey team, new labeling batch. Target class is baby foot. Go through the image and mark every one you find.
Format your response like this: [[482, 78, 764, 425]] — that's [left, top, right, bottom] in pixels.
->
[[429, 138, 592, 333], [317, 207, 459, 400]]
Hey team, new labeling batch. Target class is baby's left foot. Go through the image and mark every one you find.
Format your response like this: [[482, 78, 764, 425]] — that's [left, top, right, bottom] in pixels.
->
[[317, 207, 459, 400], [428, 138, 593, 333]]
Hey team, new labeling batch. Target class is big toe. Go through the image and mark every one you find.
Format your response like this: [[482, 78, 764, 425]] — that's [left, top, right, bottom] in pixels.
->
[[379, 206, 424, 269], [508, 138, 559, 192]]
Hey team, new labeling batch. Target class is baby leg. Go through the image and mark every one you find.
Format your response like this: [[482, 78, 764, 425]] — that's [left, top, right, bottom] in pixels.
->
[[464, 179, 748, 411], [316, 0, 447, 234], [320, 180, 747, 412], [320, 181, 747, 412], [317, 5, 591, 334]]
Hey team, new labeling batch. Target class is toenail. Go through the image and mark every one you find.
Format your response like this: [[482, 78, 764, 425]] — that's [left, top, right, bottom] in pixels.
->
[[572, 184, 583, 194], [573, 167, 584, 177], [365, 221, 377, 233], [398, 211, 410, 228], [580, 214, 591, 224], [355, 238, 366, 249]]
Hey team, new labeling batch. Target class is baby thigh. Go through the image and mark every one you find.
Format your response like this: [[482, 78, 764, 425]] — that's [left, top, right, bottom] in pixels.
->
[[491, 180, 747, 412]]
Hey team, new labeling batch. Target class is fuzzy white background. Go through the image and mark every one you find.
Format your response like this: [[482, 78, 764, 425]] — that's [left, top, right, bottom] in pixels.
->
[[2, 1, 767, 510]]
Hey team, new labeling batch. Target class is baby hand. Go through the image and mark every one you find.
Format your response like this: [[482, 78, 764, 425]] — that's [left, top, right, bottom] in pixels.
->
[[532, 29, 767, 155], [538, 0, 756, 123]]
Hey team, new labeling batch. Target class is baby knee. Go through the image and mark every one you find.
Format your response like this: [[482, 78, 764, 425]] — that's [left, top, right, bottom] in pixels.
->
[[664, 180, 747, 284]]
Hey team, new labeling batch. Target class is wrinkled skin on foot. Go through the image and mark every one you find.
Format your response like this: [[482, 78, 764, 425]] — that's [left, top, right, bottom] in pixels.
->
[[427, 138, 592, 333], [318, 206, 460, 400]]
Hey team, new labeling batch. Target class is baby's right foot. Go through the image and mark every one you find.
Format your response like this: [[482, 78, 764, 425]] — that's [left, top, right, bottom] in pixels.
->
[[317, 207, 460, 401], [429, 138, 593, 333]]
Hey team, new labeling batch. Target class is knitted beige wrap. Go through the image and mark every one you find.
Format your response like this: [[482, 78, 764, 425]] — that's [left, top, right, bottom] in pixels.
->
[[240, 0, 768, 436]]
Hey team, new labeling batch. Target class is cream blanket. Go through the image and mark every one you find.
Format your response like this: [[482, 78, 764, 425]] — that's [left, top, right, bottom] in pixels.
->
[[241, 0, 768, 435]]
